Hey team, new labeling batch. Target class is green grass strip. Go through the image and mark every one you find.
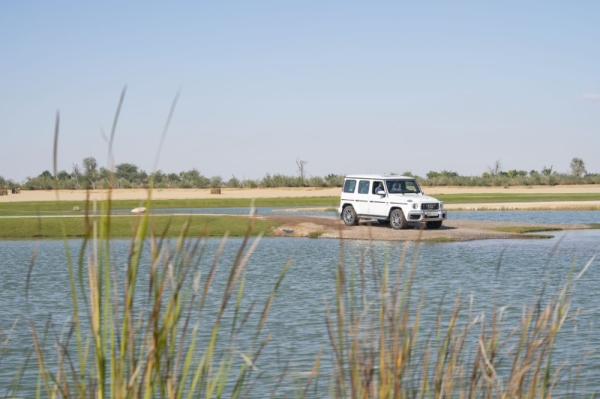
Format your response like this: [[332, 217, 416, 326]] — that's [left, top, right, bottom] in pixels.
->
[[0, 215, 281, 239], [2, 192, 600, 216], [435, 192, 600, 204], [0, 197, 338, 216]]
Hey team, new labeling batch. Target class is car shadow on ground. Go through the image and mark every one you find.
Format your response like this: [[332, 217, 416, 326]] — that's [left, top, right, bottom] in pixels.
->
[[361, 221, 456, 230]]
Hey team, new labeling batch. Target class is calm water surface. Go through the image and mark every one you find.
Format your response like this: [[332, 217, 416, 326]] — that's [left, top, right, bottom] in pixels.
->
[[1, 211, 599, 396], [452, 209, 600, 224], [117, 207, 600, 224]]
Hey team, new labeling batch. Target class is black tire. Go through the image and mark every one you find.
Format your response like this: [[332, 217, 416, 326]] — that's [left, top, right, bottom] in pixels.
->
[[390, 209, 408, 230], [426, 221, 443, 229], [342, 206, 359, 226]]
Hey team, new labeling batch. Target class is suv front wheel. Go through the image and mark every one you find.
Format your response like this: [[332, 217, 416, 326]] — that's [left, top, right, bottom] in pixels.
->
[[342, 206, 359, 226], [390, 209, 408, 230]]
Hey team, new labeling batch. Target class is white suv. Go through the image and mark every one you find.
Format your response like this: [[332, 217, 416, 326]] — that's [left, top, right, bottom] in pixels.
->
[[338, 174, 447, 230]]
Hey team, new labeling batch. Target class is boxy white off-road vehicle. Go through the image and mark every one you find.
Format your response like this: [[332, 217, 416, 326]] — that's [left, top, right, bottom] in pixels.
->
[[338, 174, 447, 230]]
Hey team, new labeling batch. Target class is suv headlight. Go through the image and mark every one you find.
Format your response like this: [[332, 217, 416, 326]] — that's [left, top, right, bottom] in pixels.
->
[[413, 203, 418, 209]]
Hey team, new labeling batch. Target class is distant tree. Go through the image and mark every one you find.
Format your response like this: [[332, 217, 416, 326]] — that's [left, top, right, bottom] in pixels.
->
[[97, 167, 113, 188], [261, 173, 274, 188], [115, 163, 140, 182], [210, 176, 223, 188], [228, 175, 240, 188], [72, 163, 81, 188], [83, 157, 97, 175], [83, 157, 98, 189], [150, 170, 164, 184], [39, 170, 53, 179], [426, 171, 440, 179], [180, 169, 209, 188], [181, 168, 199, 181], [296, 158, 308, 185], [324, 173, 344, 187], [487, 160, 502, 177], [541, 165, 553, 176], [440, 170, 458, 178], [570, 157, 587, 177], [137, 170, 148, 186], [57, 170, 71, 180], [309, 176, 325, 187], [167, 173, 180, 183]]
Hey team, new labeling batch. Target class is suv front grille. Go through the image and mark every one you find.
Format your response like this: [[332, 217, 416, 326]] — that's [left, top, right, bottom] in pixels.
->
[[421, 203, 440, 210]]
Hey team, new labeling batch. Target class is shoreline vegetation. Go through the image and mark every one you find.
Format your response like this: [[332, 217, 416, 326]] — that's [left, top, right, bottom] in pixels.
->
[[1, 156, 598, 191]]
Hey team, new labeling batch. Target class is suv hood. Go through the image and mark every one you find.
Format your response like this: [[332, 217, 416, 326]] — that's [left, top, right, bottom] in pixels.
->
[[388, 193, 440, 203]]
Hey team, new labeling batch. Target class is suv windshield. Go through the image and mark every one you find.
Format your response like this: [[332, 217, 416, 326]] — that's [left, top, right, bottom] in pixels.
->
[[385, 179, 421, 194]]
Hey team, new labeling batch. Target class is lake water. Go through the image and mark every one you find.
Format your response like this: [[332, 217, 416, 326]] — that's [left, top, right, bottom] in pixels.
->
[[1, 210, 599, 396]]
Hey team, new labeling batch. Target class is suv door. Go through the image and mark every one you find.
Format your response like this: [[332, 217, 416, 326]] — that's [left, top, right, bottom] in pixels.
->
[[367, 180, 388, 217], [354, 180, 371, 215]]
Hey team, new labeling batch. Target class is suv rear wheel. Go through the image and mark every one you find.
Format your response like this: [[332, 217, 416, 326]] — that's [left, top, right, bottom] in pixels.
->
[[390, 209, 408, 230], [342, 206, 359, 226]]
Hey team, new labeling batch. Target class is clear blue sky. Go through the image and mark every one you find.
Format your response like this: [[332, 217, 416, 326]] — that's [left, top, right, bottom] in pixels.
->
[[2, 1, 599, 182]]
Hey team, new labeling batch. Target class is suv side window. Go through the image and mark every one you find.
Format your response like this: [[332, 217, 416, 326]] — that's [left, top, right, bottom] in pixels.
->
[[372, 181, 384, 194], [405, 180, 419, 193], [358, 180, 370, 194], [343, 179, 356, 193]]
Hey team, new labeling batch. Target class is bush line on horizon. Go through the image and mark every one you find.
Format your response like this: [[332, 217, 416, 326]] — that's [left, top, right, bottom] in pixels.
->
[[2, 156, 600, 190]]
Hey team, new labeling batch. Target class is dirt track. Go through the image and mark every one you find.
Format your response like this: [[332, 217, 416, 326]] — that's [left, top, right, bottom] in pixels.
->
[[268, 215, 592, 242]]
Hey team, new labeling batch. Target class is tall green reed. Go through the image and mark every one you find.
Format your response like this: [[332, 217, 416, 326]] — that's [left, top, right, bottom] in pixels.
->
[[20, 193, 287, 398], [16, 91, 291, 399], [322, 229, 589, 398]]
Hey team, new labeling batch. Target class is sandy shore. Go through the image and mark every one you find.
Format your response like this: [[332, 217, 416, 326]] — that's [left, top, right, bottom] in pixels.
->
[[2, 186, 600, 210], [269, 216, 591, 242], [0, 187, 341, 202]]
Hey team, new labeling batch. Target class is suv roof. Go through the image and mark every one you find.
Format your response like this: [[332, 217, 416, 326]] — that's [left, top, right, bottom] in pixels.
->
[[344, 174, 413, 180]]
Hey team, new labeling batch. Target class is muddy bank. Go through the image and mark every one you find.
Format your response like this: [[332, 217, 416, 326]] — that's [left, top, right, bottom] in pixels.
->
[[267, 215, 591, 242]]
